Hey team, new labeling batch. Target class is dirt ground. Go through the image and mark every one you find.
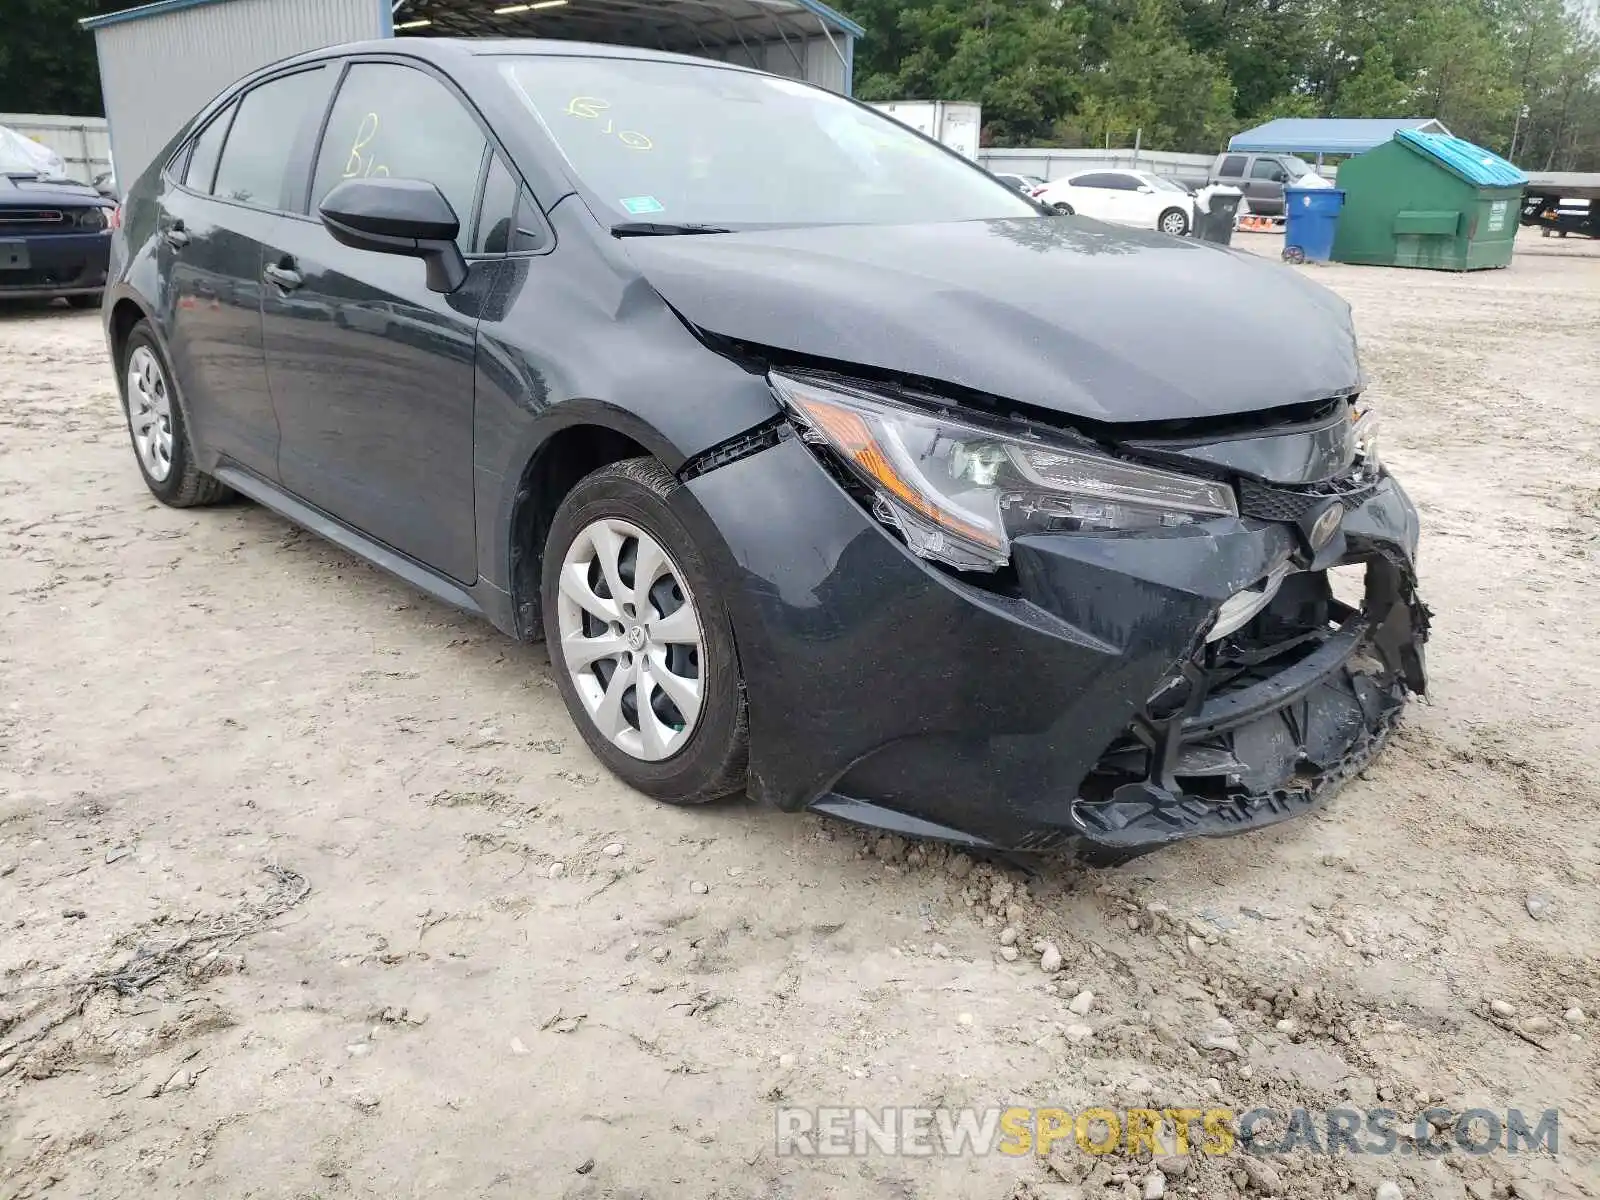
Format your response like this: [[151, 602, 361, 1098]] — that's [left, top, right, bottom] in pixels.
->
[[2, 227, 1598, 1200]]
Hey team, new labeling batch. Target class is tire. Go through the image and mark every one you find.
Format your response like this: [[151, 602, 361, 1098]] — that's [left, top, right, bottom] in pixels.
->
[[1158, 207, 1191, 237], [1283, 245, 1307, 265], [541, 457, 748, 806], [66, 293, 102, 310], [1051, 201, 1075, 215], [119, 320, 231, 507]]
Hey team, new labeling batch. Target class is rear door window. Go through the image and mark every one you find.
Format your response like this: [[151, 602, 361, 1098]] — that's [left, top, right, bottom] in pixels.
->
[[1071, 173, 1120, 189], [183, 105, 235, 193], [1218, 155, 1246, 177], [212, 68, 330, 210], [310, 63, 489, 250]]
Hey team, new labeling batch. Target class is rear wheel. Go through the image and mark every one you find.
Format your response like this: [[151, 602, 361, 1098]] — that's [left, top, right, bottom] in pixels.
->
[[1051, 201, 1075, 215], [119, 321, 231, 507], [1158, 207, 1191, 237], [541, 457, 748, 805]]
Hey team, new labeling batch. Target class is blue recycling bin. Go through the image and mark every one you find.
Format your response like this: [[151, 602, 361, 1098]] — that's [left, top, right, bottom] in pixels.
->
[[1283, 187, 1346, 264]]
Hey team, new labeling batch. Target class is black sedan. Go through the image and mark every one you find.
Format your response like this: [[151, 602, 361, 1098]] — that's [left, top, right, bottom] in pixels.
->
[[102, 39, 1428, 858], [1, 143, 115, 305]]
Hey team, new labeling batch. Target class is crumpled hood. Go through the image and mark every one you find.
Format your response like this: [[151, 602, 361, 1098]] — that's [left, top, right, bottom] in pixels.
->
[[621, 217, 1361, 423]]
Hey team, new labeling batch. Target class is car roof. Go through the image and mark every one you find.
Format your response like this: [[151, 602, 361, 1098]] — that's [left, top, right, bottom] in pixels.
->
[[265, 36, 765, 78]]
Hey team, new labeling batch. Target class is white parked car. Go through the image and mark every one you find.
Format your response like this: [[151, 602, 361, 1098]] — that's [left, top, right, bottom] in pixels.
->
[[1035, 170, 1197, 236]]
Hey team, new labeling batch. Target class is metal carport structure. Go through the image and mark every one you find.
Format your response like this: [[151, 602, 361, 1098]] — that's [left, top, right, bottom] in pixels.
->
[[82, 0, 862, 185], [1520, 172, 1600, 239], [1228, 117, 1451, 157], [389, 0, 861, 94]]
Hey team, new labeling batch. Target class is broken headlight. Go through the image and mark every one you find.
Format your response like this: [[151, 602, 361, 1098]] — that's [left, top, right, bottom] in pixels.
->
[[1351, 405, 1380, 468], [771, 372, 1238, 572]]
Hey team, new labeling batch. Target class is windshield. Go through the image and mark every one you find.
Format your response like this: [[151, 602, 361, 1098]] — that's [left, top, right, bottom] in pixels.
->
[[498, 57, 1036, 228], [1145, 175, 1189, 192]]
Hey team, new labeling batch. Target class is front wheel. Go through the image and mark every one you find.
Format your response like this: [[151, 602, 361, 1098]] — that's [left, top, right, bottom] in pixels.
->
[[1158, 208, 1191, 237], [541, 457, 748, 806], [1051, 201, 1075, 215]]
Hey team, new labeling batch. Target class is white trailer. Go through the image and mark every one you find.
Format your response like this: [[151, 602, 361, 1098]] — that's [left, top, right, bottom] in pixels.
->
[[869, 101, 982, 160]]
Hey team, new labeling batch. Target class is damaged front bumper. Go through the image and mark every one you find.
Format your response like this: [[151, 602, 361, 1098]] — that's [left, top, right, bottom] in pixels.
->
[[1068, 553, 1427, 859], [681, 429, 1427, 857]]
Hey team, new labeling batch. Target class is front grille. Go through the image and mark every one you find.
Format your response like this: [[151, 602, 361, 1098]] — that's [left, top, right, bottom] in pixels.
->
[[1238, 473, 1379, 523]]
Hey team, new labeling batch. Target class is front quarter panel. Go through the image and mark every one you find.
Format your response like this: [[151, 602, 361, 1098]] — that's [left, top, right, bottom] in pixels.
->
[[471, 199, 783, 601]]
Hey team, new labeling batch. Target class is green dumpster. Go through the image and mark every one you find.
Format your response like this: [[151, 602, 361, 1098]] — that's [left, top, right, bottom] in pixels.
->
[[1331, 130, 1526, 270]]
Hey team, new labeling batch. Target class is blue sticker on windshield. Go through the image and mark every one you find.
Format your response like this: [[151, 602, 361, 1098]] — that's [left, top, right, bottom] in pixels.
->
[[620, 195, 664, 215]]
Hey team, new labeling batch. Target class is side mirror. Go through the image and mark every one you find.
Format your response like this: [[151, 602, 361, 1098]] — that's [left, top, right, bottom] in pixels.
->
[[319, 177, 468, 294]]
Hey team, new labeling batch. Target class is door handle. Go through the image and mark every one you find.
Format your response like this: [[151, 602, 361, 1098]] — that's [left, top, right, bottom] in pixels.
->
[[163, 224, 190, 250], [263, 263, 303, 291]]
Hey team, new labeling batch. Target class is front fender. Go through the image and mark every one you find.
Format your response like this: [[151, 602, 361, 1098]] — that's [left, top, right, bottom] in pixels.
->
[[467, 211, 784, 629]]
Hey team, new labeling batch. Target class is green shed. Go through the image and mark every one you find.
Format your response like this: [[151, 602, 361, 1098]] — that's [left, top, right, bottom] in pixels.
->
[[1331, 130, 1527, 270]]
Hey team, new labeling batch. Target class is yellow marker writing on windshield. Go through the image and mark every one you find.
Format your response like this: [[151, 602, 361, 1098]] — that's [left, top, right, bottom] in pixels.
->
[[565, 96, 653, 150]]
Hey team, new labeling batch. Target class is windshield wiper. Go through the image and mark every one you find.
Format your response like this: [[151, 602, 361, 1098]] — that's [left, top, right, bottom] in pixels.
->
[[610, 221, 733, 238]]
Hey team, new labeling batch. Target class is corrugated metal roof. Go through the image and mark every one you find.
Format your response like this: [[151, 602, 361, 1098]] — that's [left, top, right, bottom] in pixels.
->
[[396, 0, 863, 42], [1229, 117, 1449, 155], [81, 0, 302, 29], [1395, 130, 1527, 187], [85, 0, 866, 39]]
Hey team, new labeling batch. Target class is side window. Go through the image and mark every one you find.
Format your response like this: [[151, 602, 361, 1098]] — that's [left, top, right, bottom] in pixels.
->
[[311, 63, 489, 250], [1250, 159, 1287, 182], [183, 104, 235, 194], [212, 69, 329, 210], [474, 154, 545, 254], [476, 154, 517, 254], [1072, 173, 1114, 189], [1218, 155, 1246, 177], [1106, 174, 1141, 191]]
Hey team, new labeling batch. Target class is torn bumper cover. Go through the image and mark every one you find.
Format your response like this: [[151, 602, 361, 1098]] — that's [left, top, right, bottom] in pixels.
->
[[682, 431, 1428, 856], [1068, 554, 1427, 858]]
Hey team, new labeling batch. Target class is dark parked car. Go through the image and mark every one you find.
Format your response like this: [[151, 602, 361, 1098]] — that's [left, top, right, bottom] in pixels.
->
[[103, 40, 1428, 858], [1, 141, 116, 305], [1206, 151, 1334, 217]]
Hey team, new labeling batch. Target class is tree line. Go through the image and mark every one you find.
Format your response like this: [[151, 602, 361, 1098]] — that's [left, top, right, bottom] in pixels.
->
[[1, 0, 1596, 170], [840, 0, 1599, 168]]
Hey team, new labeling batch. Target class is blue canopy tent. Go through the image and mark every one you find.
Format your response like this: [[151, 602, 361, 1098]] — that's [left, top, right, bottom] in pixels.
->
[[1229, 118, 1452, 165]]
